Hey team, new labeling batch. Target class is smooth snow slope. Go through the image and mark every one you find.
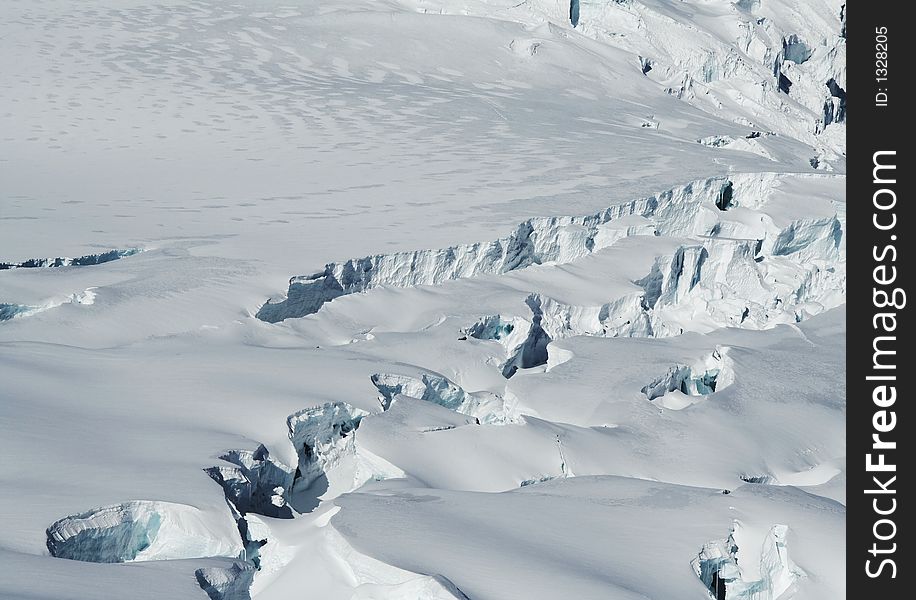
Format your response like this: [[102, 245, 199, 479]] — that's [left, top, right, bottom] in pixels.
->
[[1, 1, 844, 599]]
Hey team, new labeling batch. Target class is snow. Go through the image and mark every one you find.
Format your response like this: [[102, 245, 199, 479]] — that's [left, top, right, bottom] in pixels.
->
[[196, 562, 257, 600], [693, 521, 804, 600], [331, 478, 844, 600], [46, 501, 242, 564], [1, 0, 844, 598]]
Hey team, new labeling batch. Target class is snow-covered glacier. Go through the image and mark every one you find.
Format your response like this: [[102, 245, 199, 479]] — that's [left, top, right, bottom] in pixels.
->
[[0, 0, 844, 599]]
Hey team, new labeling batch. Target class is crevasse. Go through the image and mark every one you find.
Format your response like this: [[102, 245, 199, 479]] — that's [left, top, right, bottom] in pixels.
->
[[0, 248, 141, 270], [205, 444, 295, 519], [287, 402, 371, 491], [258, 174, 844, 336], [371, 372, 521, 424], [256, 177, 733, 322], [692, 522, 803, 600], [640, 348, 735, 410], [45, 500, 243, 563]]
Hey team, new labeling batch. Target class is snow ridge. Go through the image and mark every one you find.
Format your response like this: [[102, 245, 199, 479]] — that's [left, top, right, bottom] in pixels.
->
[[259, 174, 844, 337], [257, 177, 731, 322], [0, 248, 141, 270], [45, 501, 242, 563], [371, 372, 519, 424]]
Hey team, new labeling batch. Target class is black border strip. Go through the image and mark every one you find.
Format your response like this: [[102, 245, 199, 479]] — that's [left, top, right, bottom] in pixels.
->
[[850, 3, 909, 594]]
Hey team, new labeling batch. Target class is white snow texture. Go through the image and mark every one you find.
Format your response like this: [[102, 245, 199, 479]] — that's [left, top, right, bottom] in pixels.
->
[[0, 1, 845, 599]]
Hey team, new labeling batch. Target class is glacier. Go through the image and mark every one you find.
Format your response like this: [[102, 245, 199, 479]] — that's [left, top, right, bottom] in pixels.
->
[[0, 0, 845, 598], [256, 177, 735, 322], [371, 372, 520, 424], [258, 172, 844, 336]]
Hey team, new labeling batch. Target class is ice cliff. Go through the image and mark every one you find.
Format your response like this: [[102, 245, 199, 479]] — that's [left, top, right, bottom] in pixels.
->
[[257, 177, 731, 322], [259, 174, 844, 339], [0, 248, 141, 270], [692, 522, 803, 600], [45, 501, 242, 563], [371, 372, 520, 424]]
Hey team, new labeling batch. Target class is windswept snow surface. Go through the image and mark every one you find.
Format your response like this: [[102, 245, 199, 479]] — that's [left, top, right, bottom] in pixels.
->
[[1, 0, 844, 599]]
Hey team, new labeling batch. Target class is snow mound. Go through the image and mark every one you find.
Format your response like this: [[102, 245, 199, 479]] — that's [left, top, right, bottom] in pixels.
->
[[46, 500, 242, 563], [256, 177, 732, 322], [327, 521, 469, 600], [0, 288, 98, 322]]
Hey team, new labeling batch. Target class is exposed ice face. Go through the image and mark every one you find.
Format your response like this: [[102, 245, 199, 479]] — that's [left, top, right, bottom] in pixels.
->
[[371, 372, 520, 424], [500, 295, 552, 379], [767, 216, 842, 258], [462, 314, 521, 344], [716, 182, 736, 211], [0, 303, 34, 322], [823, 78, 846, 126], [641, 348, 734, 410], [234, 512, 268, 569], [285, 401, 404, 507], [460, 195, 842, 361], [45, 500, 242, 563], [2, 0, 846, 596], [196, 562, 256, 600], [260, 174, 844, 343], [205, 444, 295, 519], [287, 402, 371, 492], [47, 503, 162, 563], [740, 475, 775, 485], [636, 218, 843, 335], [0, 288, 98, 322], [697, 137, 776, 161], [781, 35, 812, 65], [256, 177, 732, 322], [351, 574, 471, 600], [462, 311, 551, 379], [0, 248, 141, 270], [453, 198, 842, 375], [692, 522, 803, 600], [839, 4, 846, 39]]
